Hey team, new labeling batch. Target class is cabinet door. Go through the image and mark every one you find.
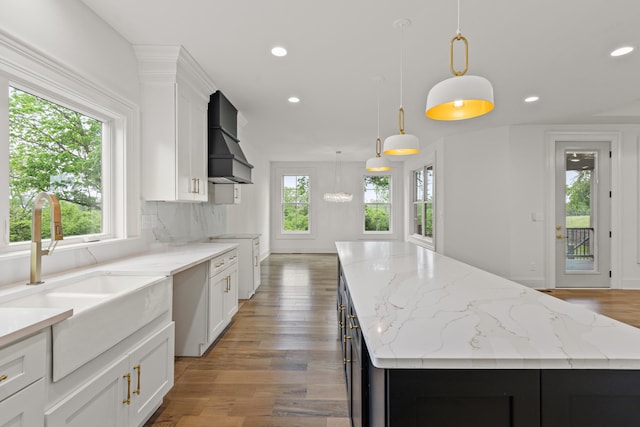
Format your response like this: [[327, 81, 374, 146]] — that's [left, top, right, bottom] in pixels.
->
[[129, 323, 175, 427], [46, 357, 129, 427], [0, 378, 44, 427], [176, 83, 195, 201], [190, 91, 208, 201], [208, 271, 227, 344], [224, 267, 239, 321]]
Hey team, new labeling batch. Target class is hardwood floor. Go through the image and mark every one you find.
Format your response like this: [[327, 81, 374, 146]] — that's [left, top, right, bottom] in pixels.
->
[[144, 254, 349, 427], [144, 253, 640, 426], [541, 288, 640, 329]]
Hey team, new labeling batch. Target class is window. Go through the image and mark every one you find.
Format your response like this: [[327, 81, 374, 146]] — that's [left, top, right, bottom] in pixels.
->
[[282, 175, 310, 233], [364, 175, 391, 233], [8, 87, 105, 243], [412, 165, 434, 242]]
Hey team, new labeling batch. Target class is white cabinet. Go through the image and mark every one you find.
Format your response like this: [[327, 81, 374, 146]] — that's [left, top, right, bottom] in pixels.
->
[[45, 322, 174, 427], [211, 183, 241, 204], [0, 378, 45, 427], [0, 332, 46, 427], [211, 235, 261, 299], [134, 45, 215, 202], [173, 250, 239, 356]]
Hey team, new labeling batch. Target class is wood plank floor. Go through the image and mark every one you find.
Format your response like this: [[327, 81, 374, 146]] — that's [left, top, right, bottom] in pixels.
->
[[144, 253, 349, 427], [144, 253, 640, 426]]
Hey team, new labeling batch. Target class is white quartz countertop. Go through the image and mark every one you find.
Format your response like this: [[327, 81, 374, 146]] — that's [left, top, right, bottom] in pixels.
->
[[0, 242, 237, 348], [0, 307, 72, 348], [210, 234, 261, 240], [101, 242, 238, 275], [336, 241, 640, 370]]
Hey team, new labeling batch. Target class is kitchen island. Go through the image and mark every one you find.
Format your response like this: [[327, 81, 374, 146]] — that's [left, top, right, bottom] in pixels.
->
[[336, 241, 640, 427]]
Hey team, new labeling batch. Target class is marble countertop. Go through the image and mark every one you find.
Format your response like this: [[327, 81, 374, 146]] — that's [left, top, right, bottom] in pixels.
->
[[101, 242, 238, 275], [0, 307, 73, 348], [336, 241, 640, 370], [0, 242, 237, 348]]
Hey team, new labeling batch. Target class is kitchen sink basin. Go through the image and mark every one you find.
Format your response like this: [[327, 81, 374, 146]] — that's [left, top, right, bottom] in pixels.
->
[[1, 271, 172, 381]]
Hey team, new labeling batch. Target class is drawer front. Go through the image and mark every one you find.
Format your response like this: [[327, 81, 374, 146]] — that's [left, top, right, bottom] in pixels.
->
[[226, 250, 238, 267], [0, 331, 46, 402], [209, 254, 228, 276], [209, 250, 238, 277], [0, 378, 45, 427]]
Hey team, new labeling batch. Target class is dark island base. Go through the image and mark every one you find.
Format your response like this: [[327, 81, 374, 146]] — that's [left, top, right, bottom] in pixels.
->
[[365, 367, 640, 427]]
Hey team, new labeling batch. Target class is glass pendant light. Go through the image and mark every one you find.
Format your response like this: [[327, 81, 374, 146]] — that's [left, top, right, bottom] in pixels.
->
[[425, 0, 494, 121], [324, 151, 353, 202], [384, 18, 420, 156], [366, 78, 391, 171]]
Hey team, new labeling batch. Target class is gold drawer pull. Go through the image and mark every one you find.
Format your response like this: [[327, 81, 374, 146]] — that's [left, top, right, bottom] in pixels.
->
[[123, 373, 131, 405], [133, 365, 141, 395], [0, 374, 7, 382], [215, 261, 225, 268]]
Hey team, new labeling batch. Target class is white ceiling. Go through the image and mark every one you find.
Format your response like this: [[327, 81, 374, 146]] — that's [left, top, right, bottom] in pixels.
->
[[80, 0, 640, 162]]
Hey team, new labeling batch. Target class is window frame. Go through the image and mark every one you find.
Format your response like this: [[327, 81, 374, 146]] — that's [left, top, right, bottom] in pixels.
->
[[0, 37, 136, 255], [5, 83, 113, 249], [411, 164, 435, 247], [363, 173, 393, 234], [281, 174, 311, 235]]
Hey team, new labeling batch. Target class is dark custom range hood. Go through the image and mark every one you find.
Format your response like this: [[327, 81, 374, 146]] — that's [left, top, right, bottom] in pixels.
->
[[208, 91, 253, 184]]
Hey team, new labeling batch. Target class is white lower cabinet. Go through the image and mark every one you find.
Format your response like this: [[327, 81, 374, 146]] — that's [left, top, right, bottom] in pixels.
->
[[173, 249, 238, 356], [45, 322, 174, 427], [0, 378, 45, 427], [0, 331, 47, 427]]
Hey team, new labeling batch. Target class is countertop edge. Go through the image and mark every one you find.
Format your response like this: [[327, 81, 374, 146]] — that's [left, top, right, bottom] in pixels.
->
[[0, 308, 73, 348]]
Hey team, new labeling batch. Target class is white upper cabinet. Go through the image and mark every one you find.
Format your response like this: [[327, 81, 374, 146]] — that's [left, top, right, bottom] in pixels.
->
[[134, 45, 215, 202]]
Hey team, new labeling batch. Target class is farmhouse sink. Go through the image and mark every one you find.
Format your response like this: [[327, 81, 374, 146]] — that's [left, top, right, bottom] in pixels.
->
[[1, 271, 172, 381]]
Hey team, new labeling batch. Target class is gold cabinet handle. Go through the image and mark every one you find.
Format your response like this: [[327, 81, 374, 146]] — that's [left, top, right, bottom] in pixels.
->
[[215, 261, 225, 268], [338, 304, 345, 312], [0, 374, 7, 382], [123, 373, 131, 405], [196, 178, 200, 194], [344, 358, 351, 365], [349, 322, 359, 329], [133, 365, 141, 395]]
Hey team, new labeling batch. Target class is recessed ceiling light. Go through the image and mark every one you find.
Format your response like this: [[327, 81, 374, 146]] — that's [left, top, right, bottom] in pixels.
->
[[610, 46, 634, 57], [288, 96, 300, 103], [271, 46, 287, 57], [524, 96, 540, 103]]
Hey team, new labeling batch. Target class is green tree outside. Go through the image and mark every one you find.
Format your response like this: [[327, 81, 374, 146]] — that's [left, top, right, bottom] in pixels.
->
[[9, 87, 103, 242], [364, 175, 390, 231], [283, 175, 309, 231]]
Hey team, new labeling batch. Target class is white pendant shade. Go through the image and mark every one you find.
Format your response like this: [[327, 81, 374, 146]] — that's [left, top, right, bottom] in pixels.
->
[[426, 74, 494, 121], [383, 133, 420, 156], [365, 155, 391, 171]]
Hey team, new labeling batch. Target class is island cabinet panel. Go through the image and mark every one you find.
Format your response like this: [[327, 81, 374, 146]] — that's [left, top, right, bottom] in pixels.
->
[[385, 370, 540, 427], [541, 370, 640, 427]]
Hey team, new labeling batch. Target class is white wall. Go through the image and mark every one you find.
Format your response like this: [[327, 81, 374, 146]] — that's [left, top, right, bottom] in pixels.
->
[[270, 161, 404, 253], [422, 123, 640, 289]]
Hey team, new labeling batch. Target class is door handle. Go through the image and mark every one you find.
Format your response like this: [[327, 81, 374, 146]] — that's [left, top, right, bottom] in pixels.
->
[[556, 234, 568, 239]]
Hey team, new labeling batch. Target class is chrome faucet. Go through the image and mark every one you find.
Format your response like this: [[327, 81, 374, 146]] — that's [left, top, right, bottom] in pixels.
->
[[28, 192, 63, 285]]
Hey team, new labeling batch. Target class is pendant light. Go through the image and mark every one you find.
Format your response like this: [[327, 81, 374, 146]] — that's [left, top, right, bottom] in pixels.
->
[[425, 0, 494, 121], [324, 151, 353, 203], [366, 78, 391, 171], [383, 18, 420, 156]]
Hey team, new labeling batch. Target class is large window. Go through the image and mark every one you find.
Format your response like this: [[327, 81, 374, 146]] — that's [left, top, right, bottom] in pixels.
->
[[412, 165, 434, 243], [364, 175, 391, 233], [282, 175, 310, 233], [8, 87, 104, 243]]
